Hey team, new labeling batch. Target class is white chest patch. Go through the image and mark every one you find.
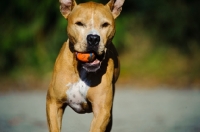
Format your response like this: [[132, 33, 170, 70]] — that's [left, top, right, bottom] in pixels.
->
[[66, 79, 90, 112]]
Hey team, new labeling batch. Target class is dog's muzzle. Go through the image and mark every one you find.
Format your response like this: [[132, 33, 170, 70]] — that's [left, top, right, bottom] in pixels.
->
[[81, 51, 105, 72], [74, 34, 106, 72]]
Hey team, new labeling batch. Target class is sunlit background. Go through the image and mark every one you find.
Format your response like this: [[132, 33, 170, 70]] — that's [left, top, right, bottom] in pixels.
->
[[1, 0, 200, 132], [1, 0, 200, 90]]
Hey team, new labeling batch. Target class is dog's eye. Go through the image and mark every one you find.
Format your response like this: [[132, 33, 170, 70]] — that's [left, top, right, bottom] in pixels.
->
[[75, 21, 84, 27], [101, 22, 110, 28]]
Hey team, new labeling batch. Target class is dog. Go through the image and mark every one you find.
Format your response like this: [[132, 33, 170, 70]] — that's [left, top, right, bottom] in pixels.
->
[[46, 0, 125, 131]]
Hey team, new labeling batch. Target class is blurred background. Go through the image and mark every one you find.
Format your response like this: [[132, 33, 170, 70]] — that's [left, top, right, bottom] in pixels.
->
[[1, 0, 200, 132], [1, 0, 200, 90]]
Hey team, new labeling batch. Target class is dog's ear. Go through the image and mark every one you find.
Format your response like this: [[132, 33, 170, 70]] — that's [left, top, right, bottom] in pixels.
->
[[59, 0, 77, 19], [106, 0, 125, 19]]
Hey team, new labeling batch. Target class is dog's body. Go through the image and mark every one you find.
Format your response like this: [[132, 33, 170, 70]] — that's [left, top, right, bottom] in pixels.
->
[[46, 0, 124, 131]]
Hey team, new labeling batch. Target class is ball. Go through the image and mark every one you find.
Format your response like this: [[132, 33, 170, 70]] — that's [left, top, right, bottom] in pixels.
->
[[76, 52, 96, 62]]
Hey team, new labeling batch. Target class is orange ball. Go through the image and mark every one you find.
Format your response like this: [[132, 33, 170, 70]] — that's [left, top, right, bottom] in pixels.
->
[[76, 52, 96, 62]]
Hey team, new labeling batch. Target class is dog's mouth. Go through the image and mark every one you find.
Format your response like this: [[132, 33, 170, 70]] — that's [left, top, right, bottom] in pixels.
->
[[75, 51, 105, 72]]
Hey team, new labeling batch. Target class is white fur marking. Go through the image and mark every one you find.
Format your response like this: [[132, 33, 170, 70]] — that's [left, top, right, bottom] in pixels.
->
[[91, 10, 94, 29], [66, 80, 89, 112], [88, 29, 99, 35]]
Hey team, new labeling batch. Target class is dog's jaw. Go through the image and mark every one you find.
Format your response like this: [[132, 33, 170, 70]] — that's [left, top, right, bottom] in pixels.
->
[[78, 50, 106, 72], [82, 59, 101, 72]]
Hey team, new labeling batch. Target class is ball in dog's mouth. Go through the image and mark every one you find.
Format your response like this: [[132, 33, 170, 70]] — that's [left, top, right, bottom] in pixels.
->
[[76, 52, 102, 72], [76, 52, 96, 62]]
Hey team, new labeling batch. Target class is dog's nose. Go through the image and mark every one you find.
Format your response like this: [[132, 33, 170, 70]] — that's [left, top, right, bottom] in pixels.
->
[[87, 34, 100, 46]]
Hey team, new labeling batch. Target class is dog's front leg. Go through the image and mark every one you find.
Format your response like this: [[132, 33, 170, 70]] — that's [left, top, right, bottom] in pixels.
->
[[90, 107, 113, 132], [89, 86, 113, 132], [46, 95, 67, 132]]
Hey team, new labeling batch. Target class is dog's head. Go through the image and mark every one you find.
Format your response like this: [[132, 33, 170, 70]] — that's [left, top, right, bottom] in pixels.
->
[[59, 0, 124, 72]]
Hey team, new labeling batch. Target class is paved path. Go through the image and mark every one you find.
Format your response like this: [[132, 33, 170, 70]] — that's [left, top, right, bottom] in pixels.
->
[[0, 88, 200, 132]]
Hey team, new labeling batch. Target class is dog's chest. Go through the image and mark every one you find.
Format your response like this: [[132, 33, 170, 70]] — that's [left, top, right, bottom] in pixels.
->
[[66, 79, 90, 113]]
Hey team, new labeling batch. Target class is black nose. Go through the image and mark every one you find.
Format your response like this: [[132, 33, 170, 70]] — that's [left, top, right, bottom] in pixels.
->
[[87, 34, 100, 46]]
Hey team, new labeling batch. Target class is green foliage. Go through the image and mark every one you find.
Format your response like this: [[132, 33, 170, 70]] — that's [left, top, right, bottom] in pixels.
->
[[0, 0, 66, 75]]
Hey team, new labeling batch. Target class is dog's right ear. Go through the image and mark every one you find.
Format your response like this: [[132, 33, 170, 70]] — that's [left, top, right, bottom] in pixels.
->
[[107, 0, 125, 19], [59, 0, 77, 19]]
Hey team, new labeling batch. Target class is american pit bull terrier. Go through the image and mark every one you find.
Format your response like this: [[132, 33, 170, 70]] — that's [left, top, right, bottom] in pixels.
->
[[46, 0, 125, 131]]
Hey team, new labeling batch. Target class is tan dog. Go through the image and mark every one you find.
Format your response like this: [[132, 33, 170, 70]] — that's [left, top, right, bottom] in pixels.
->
[[46, 0, 124, 131]]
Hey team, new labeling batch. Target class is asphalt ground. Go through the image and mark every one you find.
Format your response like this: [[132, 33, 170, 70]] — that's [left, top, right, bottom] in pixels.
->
[[0, 88, 200, 132]]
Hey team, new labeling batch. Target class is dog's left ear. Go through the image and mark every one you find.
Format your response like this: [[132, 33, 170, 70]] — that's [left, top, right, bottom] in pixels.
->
[[106, 0, 125, 19], [59, 0, 77, 19]]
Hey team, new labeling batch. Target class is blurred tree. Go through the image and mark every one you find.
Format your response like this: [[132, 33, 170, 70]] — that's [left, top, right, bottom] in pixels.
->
[[131, 0, 200, 54], [0, 0, 64, 75]]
